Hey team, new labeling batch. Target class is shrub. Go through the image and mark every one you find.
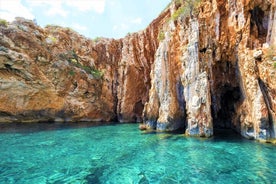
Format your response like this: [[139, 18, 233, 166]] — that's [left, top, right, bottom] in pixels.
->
[[91, 69, 103, 79], [0, 19, 8, 27], [171, 0, 201, 21], [70, 58, 78, 63], [50, 36, 57, 43], [171, 6, 189, 21], [46, 35, 57, 44], [158, 31, 165, 41], [82, 66, 91, 73], [174, 0, 182, 6], [82, 65, 103, 79], [273, 62, 276, 69], [69, 70, 75, 76], [93, 37, 100, 43], [62, 50, 103, 79]]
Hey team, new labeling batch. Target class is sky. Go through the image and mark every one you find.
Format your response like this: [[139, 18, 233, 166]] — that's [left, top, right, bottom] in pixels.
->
[[0, 0, 171, 39]]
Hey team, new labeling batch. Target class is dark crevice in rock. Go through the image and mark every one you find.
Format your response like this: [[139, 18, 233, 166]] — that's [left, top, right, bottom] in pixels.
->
[[72, 81, 78, 91], [209, 59, 243, 135], [4, 63, 12, 69], [258, 78, 275, 138], [212, 85, 241, 130], [248, 6, 269, 48], [0, 66, 31, 81], [176, 79, 187, 131], [0, 111, 12, 116], [111, 71, 119, 122], [133, 100, 144, 122], [199, 47, 207, 53]]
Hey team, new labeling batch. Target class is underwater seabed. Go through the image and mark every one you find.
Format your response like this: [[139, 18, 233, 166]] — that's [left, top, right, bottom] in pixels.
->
[[0, 123, 275, 183]]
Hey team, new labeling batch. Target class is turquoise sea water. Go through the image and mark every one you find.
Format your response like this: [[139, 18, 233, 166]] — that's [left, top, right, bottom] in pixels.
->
[[0, 123, 275, 184]]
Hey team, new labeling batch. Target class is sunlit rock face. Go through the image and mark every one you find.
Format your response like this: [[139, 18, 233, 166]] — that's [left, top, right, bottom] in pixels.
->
[[142, 0, 276, 142], [0, 17, 161, 123], [0, 0, 276, 141]]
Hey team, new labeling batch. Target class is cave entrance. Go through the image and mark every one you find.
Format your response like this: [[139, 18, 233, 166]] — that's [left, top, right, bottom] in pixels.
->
[[248, 6, 269, 48], [213, 85, 241, 132]]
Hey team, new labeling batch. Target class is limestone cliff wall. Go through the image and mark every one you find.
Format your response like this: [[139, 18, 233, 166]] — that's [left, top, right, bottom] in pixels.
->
[[0, 9, 169, 123], [0, 0, 275, 141], [143, 0, 276, 142]]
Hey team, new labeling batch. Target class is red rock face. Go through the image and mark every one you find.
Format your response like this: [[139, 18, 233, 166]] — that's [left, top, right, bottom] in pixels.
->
[[142, 0, 276, 142], [0, 0, 275, 141], [0, 10, 166, 123]]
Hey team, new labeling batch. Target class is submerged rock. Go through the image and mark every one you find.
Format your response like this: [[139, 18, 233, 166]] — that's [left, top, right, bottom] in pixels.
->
[[139, 124, 148, 131]]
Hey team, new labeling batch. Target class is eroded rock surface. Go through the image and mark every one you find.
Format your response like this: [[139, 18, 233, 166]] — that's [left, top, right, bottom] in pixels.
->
[[0, 15, 163, 123], [142, 0, 276, 141], [0, 0, 275, 141]]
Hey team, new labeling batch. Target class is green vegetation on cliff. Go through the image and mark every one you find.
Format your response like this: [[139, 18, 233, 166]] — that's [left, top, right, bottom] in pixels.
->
[[171, 0, 201, 21], [264, 45, 276, 69], [158, 30, 165, 41], [60, 50, 103, 79], [0, 19, 8, 27]]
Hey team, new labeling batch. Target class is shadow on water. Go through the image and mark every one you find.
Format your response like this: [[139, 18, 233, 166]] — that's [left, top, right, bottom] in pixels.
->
[[0, 122, 257, 144], [85, 165, 109, 184], [0, 121, 118, 134], [212, 128, 248, 143], [141, 128, 249, 143], [140, 126, 185, 135]]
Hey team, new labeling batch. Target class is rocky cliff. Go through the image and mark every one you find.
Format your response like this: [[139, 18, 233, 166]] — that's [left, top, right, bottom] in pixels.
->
[[0, 15, 163, 123], [0, 0, 276, 142]]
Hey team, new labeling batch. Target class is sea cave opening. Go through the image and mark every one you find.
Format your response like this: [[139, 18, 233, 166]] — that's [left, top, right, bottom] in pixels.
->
[[212, 85, 242, 135]]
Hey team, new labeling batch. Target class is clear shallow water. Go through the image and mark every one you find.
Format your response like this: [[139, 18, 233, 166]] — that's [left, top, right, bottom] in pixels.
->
[[0, 123, 275, 184]]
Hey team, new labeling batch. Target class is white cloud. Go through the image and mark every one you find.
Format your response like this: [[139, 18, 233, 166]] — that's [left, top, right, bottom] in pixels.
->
[[66, 0, 106, 13], [26, 0, 68, 17], [72, 23, 87, 31], [113, 23, 128, 31], [0, 0, 34, 21], [0, 0, 106, 22], [112, 17, 142, 34], [46, 3, 67, 17], [26, 0, 106, 16], [25, 0, 52, 6], [130, 17, 142, 24]]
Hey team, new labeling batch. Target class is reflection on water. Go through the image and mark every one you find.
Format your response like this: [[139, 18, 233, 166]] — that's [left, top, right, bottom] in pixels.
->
[[0, 123, 275, 183], [0, 121, 116, 133]]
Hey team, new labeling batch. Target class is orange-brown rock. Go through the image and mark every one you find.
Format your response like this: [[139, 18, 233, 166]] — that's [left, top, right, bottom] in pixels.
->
[[142, 0, 276, 142], [0, 0, 276, 142], [0, 13, 164, 123]]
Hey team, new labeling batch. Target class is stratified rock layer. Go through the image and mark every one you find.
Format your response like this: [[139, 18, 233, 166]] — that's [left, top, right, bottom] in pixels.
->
[[0, 0, 275, 142]]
